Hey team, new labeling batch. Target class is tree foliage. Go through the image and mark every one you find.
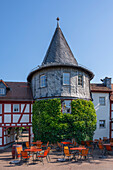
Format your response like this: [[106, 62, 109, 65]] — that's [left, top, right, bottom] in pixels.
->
[[32, 98, 96, 143]]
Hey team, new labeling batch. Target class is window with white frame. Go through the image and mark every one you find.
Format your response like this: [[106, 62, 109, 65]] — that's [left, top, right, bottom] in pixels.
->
[[0, 104, 2, 114], [63, 73, 70, 85], [13, 104, 19, 112], [0, 88, 5, 95], [40, 75, 46, 87], [62, 100, 71, 113], [99, 97, 105, 105], [99, 120, 105, 128]]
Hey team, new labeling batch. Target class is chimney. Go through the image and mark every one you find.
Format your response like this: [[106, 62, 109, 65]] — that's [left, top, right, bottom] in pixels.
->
[[101, 77, 111, 89]]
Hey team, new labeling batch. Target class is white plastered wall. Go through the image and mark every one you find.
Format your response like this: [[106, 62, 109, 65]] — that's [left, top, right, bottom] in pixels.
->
[[4, 104, 11, 113], [92, 92, 110, 139]]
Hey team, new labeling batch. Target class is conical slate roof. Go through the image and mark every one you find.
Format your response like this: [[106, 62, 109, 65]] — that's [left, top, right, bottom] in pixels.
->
[[42, 23, 78, 66]]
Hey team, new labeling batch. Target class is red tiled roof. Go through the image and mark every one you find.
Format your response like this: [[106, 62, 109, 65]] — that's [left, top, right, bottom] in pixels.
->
[[0, 82, 33, 101], [90, 83, 112, 93]]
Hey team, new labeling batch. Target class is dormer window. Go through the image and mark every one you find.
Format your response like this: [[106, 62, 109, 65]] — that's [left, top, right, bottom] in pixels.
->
[[63, 73, 70, 85], [40, 75, 46, 87], [0, 88, 5, 95]]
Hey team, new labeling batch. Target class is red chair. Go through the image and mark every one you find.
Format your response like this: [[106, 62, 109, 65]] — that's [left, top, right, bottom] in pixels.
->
[[36, 150, 49, 165], [21, 151, 32, 165], [105, 145, 112, 155]]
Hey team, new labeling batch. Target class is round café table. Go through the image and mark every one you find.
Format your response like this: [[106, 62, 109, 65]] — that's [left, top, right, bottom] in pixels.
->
[[70, 147, 87, 160], [24, 148, 42, 161]]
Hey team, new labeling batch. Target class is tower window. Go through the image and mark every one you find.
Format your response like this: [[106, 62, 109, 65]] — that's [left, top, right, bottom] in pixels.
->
[[62, 100, 71, 113], [78, 74, 83, 86], [63, 73, 70, 85], [40, 75, 46, 87]]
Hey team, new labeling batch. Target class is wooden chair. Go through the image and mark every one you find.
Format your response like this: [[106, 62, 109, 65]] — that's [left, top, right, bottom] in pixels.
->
[[64, 146, 73, 161], [36, 142, 42, 149], [81, 141, 85, 146], [42, 141, 49, 149], [79, 149, 89, 162], [105, 145, 112, 155], [57, 142, 63, 151], [21, 151, 32, 165], [36, 150, 49, 165], [47, 146, 51, 161]]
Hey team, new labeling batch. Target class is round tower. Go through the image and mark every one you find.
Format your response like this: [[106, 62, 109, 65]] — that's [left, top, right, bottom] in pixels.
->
[[27, 19, 94, 113]]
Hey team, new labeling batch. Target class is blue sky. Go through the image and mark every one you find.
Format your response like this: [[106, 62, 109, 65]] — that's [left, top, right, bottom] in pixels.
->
[[0, 0, 113, 83]]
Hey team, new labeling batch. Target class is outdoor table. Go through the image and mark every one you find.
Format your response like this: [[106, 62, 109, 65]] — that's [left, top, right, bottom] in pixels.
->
[[24, 148, 42, 161], [70, 147, 86, 151], [31, 142, 43, 145], [70, 147, 86, 160], [61, 142, 73, 145]]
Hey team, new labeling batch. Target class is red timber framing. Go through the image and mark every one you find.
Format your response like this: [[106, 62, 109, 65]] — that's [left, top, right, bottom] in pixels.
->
[[0, 101, 33, 148]]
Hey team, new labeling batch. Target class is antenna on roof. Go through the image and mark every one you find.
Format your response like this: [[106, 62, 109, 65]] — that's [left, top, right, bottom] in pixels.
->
[[56, 17, 60, 28]]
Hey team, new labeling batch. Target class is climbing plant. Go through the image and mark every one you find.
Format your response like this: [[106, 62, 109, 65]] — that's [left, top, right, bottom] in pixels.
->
[[32, 98, 96, 143]]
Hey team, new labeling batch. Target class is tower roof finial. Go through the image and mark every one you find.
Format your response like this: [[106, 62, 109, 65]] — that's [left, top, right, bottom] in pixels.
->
[[56, 17, 60, 28]]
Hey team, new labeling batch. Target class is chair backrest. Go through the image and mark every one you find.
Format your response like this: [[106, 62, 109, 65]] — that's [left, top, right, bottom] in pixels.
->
[[81, 149, 89, 156], [26, 142, 29, 148], [47, 147, 51, 154], [81, 141, 85, 145], [47, 141, 49, 146], [36, 140, 42, 143], [106, 145, 112, 151], [64, 146, 70, 156], [30, 146, 36, 149], [36, 143, 42, 148], [98, 144, 104, 150], [44, 150, 48, 157], [21, 151, 28, 158], [86, 141, 91, 147], [57, 142, 62, 148], [16, 146, 23, 155]]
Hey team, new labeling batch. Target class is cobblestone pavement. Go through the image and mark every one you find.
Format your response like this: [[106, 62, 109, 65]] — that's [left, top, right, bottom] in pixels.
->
[[0, 146, 113, 170]]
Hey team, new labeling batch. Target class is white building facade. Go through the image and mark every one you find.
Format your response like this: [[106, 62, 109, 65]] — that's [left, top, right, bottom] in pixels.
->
[[91, 77, 112, 139]]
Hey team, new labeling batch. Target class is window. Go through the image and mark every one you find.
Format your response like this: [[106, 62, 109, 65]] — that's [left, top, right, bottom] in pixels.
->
[[99, 97, 105, 105], [78, 74, 83, 86], [63, 73, 70, 85], [0, 104, 2, 114], [0, 88, 5, 95], [99, 120, 105, 128], [62, 100, 71, 113], [40, 75, 46, 87], [13, 104, 19, 112]]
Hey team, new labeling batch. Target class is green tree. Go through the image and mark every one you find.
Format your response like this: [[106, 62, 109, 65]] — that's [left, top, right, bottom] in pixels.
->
[[32, 99, 96, 143]]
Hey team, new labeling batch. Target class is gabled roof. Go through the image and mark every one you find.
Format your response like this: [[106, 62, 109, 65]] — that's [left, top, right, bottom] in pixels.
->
[[0, 82, 33, 101], [42, 24, 78, 66], [90, 83, 112, 93]]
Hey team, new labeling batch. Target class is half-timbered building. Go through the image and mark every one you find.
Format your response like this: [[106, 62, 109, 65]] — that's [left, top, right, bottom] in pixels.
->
[[0, 80, 33, 149]]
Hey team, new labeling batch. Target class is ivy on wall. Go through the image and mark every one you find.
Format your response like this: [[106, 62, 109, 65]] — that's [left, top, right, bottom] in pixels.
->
[[32, 98, 96, 143]]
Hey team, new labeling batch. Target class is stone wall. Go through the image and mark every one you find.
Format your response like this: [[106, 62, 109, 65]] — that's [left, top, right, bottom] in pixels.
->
[[31, 67, 91, 100]]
